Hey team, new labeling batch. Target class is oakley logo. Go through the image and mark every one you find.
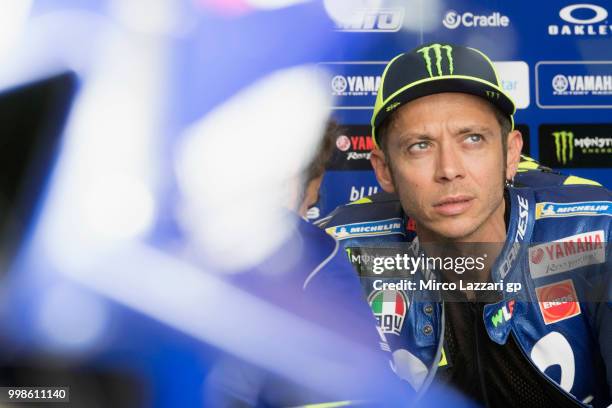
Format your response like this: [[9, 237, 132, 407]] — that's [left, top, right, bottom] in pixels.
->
[[559, 4, 607, 25], [417, 44, 454, 77], [553, 131, 574, 164]]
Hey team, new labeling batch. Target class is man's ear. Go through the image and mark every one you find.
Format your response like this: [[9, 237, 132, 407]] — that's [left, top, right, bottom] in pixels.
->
[[370, 148, 396, 193], [505, 130, 523, 181]]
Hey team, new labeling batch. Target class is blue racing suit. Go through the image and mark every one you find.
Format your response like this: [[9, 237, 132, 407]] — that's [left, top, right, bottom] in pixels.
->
[[317, 164, 611, 407]]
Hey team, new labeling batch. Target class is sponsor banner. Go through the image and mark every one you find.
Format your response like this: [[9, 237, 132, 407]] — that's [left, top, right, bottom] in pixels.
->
[[330, 125, 375, 170], [536, 62, 612, 108], [318, 170, 380, 220], [529, 230, 605, 279], [536, 201, 612, 219], [368, 289, 409, 335], [324, 61, 529, 110], [320, 62, 385, 109], [331, 124, 529, 164], [348, 185, 379, 202], [536, 280, 581, 325], [539, 124, 612, 167], [334, 8, 404, 32], [547, 4, 612, 37], [495, 62, 530, 109], [326, 218, 404, 240], [442, 10, 510, 30]]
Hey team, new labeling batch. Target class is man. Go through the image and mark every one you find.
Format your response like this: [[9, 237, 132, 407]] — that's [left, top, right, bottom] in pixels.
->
[[203, 118, 418, 407], [319, 43, 611, 407], [292, 119, 342, 218]]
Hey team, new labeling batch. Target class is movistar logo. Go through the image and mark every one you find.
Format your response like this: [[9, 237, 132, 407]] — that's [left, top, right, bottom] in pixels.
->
[[417, 44, 454, 77], [552, 131, 574, 164]]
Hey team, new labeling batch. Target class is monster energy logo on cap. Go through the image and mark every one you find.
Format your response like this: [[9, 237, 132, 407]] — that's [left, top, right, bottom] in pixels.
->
[[553, 131, 574, 165], [417, 44, 454, 77]]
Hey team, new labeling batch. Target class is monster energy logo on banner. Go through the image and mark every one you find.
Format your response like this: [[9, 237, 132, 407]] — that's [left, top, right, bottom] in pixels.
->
[[417, 44, 454, 77], [552, 131, 574, 164]]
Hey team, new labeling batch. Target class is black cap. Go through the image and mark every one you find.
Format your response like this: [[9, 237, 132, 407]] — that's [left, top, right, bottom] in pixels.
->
[[372, 43, 515, 148]]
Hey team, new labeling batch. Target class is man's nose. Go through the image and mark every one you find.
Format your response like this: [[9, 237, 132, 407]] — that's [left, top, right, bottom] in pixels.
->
[[434, 140, 465, 183]]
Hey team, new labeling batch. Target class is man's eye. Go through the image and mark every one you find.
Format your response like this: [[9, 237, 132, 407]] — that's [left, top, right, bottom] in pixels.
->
[[466, 134, 483, 143], [409, 141, 430, 152]]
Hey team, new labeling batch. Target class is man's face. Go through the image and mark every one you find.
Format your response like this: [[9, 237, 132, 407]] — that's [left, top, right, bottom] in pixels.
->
[[371, 93, 521, 243]]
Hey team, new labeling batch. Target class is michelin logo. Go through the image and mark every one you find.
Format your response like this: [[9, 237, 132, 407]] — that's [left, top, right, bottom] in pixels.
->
[[326, 218, 404, 240], [536, 201, 612, 219]]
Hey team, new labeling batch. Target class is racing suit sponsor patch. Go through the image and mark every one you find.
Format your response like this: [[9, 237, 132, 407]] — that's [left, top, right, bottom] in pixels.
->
[[535, 201, 612, 219], [529, 230, 605, 278], [535, 279, 581, 325], [326, 218, 404, 240], [367, 289, 408, 336]]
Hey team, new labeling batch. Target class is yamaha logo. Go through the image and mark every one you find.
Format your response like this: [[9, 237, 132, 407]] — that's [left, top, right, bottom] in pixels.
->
[[531, 248, 545, 264], [552, 75, 569, 92], [552, 73, 612, 96], [331, 75, 348, 93], [331, 75, 381, 97], [335, 135, 351, 152]]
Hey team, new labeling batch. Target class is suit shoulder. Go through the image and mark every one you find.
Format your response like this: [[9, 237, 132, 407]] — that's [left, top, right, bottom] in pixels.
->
[[531, 184, 611, 221], [315, 192, 406, 240]]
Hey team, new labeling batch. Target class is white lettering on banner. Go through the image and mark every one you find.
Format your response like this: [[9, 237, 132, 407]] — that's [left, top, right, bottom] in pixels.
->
[[558, 204, 609, 212], [349, 222, 401, 234], [443, 10, 510, 29], [568, 75, 612, 92], [350, 186, 379, 201], [332, 75, 381, 97], [335, 9, 404, 32], [347, 152, 371, 160], [347, 76, 380, 92], [552, 74, 612, 96]]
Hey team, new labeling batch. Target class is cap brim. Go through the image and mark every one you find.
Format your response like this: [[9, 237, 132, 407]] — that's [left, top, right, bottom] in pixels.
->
[[374, 76, 515, 130]]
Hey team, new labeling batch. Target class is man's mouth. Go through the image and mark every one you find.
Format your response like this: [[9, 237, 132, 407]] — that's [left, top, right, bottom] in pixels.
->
[[433, 195, 474, 216]]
